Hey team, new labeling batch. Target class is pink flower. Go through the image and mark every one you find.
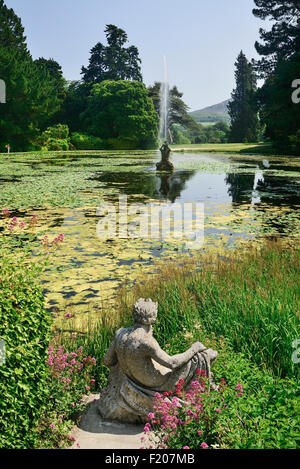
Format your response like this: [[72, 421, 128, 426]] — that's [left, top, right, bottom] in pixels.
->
[[197, 430, 203, 435], [144, 423, 151, 433], [50, 423, 55, 429], [148, 412, 155, 420], [235, 383, 244, 396], [216, 408, 221, 413], [76, 443, 80, 448], [200, 442, 208, 449], [183, 446, 190, 449]]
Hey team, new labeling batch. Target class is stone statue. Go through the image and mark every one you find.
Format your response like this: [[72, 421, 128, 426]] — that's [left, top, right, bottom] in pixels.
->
[[156, 141, 174, 171], [97, 298, 218, 424]]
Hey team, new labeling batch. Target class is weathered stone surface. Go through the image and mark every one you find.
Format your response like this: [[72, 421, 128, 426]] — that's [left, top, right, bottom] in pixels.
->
[[71, 394, 146, 449], [97, 298, 218, 423]]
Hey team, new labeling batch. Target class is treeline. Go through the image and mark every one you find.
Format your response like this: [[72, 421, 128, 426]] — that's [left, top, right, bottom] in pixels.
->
[[0, 0, 235, 152], [0, 6, 158, 152], [0, 0, 299, 153], [227, 0, 300, 154]]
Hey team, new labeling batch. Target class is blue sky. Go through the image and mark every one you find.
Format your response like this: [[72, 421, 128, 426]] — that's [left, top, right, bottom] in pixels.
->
[[5, 0, 265, 110]]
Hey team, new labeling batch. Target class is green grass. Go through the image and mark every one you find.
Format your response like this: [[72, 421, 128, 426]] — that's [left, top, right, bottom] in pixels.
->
[[62, 239, 299, 384], [170, 142, 274, 154]]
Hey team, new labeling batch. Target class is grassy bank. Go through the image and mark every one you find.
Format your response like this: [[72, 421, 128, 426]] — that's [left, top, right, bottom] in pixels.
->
[[170, 142, 275, 154], [67, 239, 299, 380]]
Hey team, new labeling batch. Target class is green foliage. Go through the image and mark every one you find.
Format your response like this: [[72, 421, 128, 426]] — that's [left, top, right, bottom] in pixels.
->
[[59, 81, 91, 133], [253, 0, 300, 78], [228, 51, 259, 143], [257, 52, 300, 153], [81, 24, 142, 84], [0, 245, 52, 448], [171, 126, 191, 144], [0, 1, 64, 151], [70, 132, 104, 150], [145, 340, 300, 449], [35, 124, 71, 151], [36, 341, 96, 449], [81, 80, 158, 149], [253, 2, 300, 152]]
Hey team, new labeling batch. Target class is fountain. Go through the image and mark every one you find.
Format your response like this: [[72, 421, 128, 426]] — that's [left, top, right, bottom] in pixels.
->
[[159, 56, 169, 142], [156, 57, 174, 171]]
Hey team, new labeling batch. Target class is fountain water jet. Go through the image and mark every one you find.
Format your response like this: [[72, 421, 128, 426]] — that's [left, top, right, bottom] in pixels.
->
[[159, 56, 169, 143]]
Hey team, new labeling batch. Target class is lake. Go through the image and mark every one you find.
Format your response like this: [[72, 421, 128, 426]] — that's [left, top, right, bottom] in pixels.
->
[[1, 150, 299, 322]]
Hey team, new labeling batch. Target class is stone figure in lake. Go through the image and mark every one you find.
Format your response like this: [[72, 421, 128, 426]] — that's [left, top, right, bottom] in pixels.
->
[[156, 141, 174, 171], [97, 298, 218, 424]]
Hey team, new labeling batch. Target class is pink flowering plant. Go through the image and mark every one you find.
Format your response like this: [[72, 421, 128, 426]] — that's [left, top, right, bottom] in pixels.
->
[[46, 342, 96, 415], [142, 370, 246, 450], [37, 341, 96, 448]]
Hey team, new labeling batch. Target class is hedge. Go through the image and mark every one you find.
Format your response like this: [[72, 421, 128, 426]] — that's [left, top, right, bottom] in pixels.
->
[[0, 247, 52, 448]]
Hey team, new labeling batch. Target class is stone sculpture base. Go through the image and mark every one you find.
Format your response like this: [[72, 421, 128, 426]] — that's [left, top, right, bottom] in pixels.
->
[[156, 160, 174, 171]]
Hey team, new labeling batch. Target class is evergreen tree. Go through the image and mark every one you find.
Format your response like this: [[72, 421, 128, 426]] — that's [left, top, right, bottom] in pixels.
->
[[59, 80, 90, 132], [0, 0, 63, 150], [81, 25, 142, 84], [253, 1, 300, 152], [228, 51, 259, 143], [253, 0, 300, 78]]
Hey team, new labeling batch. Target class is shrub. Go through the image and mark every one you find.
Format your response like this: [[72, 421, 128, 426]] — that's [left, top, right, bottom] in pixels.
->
[[107, 136, 139, 150], [70, 132, 104, 150], [0, 247, 52, 448], [34, 124, 71, 151]]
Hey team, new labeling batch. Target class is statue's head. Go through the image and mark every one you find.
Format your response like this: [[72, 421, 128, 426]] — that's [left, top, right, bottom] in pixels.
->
[[133, 298, 158, 325]]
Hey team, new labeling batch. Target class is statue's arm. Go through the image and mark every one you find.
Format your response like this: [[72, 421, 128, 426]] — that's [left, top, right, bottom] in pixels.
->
[[146, 339, 206, 371], [103, 338, 117, 367]]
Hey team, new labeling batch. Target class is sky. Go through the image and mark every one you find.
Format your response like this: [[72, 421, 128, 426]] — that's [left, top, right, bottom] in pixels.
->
[[5, 0, 266, 111]]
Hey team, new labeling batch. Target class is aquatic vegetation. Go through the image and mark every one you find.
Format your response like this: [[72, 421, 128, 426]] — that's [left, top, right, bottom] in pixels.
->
[[1, 151, 299, 326]]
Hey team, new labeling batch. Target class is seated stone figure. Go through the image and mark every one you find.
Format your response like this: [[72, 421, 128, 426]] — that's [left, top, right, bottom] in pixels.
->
[[97, 298, 218, 423]]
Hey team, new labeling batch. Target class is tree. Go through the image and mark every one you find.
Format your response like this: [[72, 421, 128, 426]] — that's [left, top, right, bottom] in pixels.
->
[[256, 53, 300, 150], [253, 0, 300, 78], [80, 80, 158, 149], [148, 82, 203, 141], [34, 58, 66, 100], [253, 1, 300, 152], [57, 80, 90, 132], [228, 51, 259, 143], [0, 1, 64, 150], [81, 25, 142, 84]]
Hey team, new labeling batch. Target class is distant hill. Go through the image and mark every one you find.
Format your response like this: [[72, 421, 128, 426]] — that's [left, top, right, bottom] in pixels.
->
[[190, 99, 230, 124]]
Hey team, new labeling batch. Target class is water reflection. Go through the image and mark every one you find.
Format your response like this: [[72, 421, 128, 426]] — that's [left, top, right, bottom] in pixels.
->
[[156, 171, 196, 202]]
